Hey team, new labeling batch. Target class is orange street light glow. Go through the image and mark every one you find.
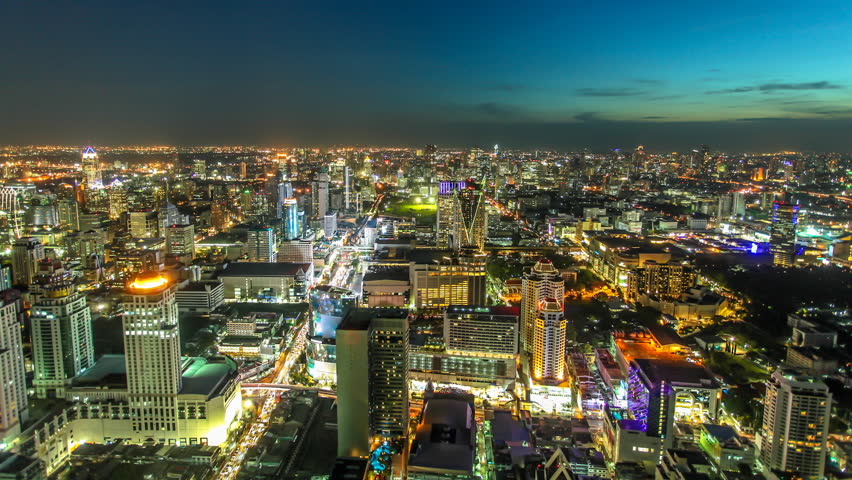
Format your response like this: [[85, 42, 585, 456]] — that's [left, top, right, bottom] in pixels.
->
[[129, 275, 169, 290]]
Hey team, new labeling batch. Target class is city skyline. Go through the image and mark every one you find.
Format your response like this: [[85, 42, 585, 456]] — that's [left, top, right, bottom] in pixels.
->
[[3, 1, 852, 150]]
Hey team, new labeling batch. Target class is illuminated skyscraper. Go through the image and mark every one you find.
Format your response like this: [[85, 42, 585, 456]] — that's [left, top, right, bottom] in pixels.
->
[[122, 273, 182, 435], [247, 226, 277, 262], [282, 198, 300, 240], [436, 180, 487, 251], [532, 298, 565, 383], [81, 146, 101, 188], [313, 168, 329, 219], [336, 309, 409, 457], [770, 201, 799, 267], [520, 259, 564, 352], [108, 186, 128, 221], [11, 236, 44, 285], [165, 224, 195, 264], [31, 283, 94, 398], [758, 370, 831, 479], [0, 299, 27, 442]]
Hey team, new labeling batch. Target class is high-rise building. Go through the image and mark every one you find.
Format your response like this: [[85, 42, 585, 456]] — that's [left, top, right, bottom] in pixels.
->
[[247, 226, 277, 262], [336, 308, 409, 457], [108, 186, 128, 221], [31, 283, 95, 398], [282, 198, 300, 240], [0, 299, 28, 442], [313, 168, 329, 219], [443, 305, 518, 356], [122, 272, 183, 435], [409, 250, 487, 309], [323, 211, 337, 239], [81, 146, 101, 188], [191, 159, 206, 178], [626, 261, 696, 302], [165, 224, 195, 264], [307, 285, 358, 380], [436, 180, 487, 251], [11, 237, 45, 285], [770, 202, 799, 267], [532, 298, 566, 383], [128, 211, 160, 238], [520, 259, 564, 352], [758, 370, 831, 479]]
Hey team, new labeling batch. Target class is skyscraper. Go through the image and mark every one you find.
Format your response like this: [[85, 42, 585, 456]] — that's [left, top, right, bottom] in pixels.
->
[[122, 272, 182, 435], [165, 224, 196, 264], [532, 298, 566, 383], [11, 236, 45, 285], [770, 201, 799, 267], [520, 259, 564, 352], [313, 168, 329, 219], [436, 180, 487, 251], [31, 283, 95, 398], [758, 370, 831, 480], [282, 198, 300, 240], [247, 226, 277, 262], [336, 308, 409, 457], [108, 186, 128, 221], [0, 299, 28, 442], [81, 146, 101, 188]]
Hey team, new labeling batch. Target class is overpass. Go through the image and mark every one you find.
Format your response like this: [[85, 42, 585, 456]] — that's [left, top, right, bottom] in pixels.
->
[[241, 383, 336, 397]]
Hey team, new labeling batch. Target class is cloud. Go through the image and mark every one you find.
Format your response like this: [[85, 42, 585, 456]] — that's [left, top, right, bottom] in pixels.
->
[[573, 112, 601, 122], [706, 81, 843, 94], [474, 102, 518, 117], [486, 84, 527, 92], [641, 116, 666, 119], [632, 78, 664, 86], [576, 87, 646, 97]]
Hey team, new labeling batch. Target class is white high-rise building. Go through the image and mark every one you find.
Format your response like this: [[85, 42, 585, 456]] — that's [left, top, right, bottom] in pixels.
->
[[315, 169, 329, 219], [247, 226, 277, 262], [520, 259, 564, 352], [81, 146, 101, 188], [11, 236, 45, 285], [165, 224, 195, 264], [0, 300, 28, 442], [31, 283, 95, 398], [758, 370, 831, 480], [122, 273, 183, 435], [532, 298, 566, 383]]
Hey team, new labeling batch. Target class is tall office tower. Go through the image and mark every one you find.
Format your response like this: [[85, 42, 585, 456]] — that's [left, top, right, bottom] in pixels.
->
[[336, 309, 409, 457], [191, 159, 206, 178], [625, 261, 696, 302], [276, 182, 294, 218], [31, 283, 94, 398], [631, 145, 647, 174], [0, 266, 12, 291], [532, 298, 566, 383], [247, 226, 277, 262], [0, 300, 27, 442], [323, 211, 337, 239], [57, 198, 80, 230], [409, 250, 487, 309], [520, 259, 564, 352], [313, 168, 329, 219], [436, 180, 487, 251], [282, 198, 300, 240], [107, 186, 128, 221], [11, 236, 45, 285], [122, 273, 182, 436], [81, 146, 101, 188], [344, 166, 351, 211], [443, 305, 518, 356], [165, 224, 196, 264], [307, 285, 358, 380], [758, 370, 831, 479], [770, 201, 799, 267]]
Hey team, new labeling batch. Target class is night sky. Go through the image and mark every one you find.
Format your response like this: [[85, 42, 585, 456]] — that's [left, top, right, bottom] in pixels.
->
[[3, 1, 852, 151]]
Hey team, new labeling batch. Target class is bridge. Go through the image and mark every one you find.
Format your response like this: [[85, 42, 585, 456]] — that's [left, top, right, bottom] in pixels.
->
[[241, 383, 336, 397]]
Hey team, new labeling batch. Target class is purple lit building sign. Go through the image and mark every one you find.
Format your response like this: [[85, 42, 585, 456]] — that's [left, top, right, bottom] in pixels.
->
[[439, 181, 467, 195]]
